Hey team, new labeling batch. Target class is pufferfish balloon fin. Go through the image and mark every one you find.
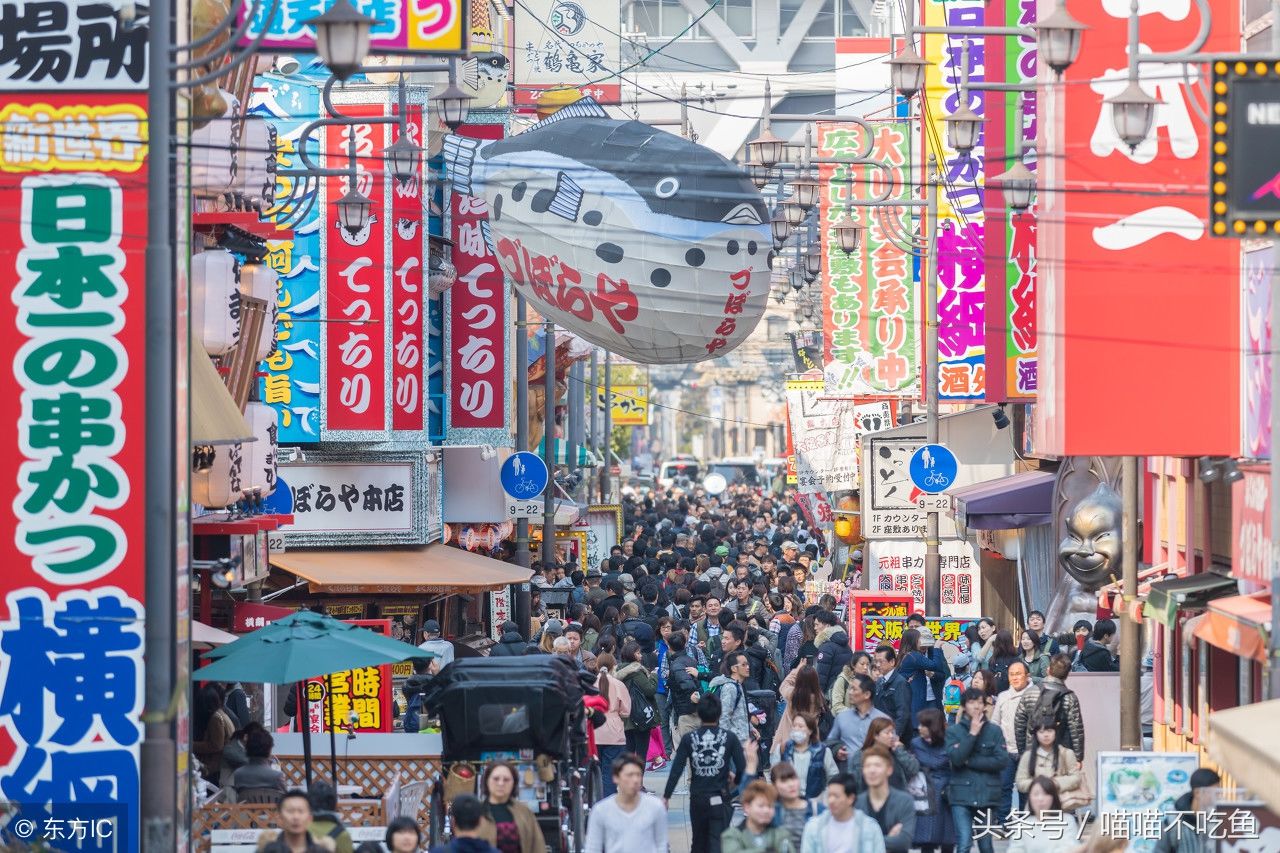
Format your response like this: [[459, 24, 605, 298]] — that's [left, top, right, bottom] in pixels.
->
[[442, 134, 482, 196], [548, 171, 583, 221], [536, 96, 609, 126]]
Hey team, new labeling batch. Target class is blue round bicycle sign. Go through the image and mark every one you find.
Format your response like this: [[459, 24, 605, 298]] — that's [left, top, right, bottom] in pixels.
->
[[909, 444, 958, 494], [500, 451, 550, 500]]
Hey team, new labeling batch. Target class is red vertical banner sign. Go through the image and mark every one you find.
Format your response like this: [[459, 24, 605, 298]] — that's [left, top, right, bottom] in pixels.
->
[[0, 92, 149, 849], [390, 102, 426, 433], [448, 123, 508, 432], [1039, 4, 1240, 454], [324, 102, 388, 433]]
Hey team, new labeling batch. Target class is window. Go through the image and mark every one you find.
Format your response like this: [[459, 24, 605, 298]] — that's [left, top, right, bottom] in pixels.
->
[[837, 0, 867, 36], [780, 0, 833, 37], [716, 0, 754, 37], [635, 0, 695, 37]]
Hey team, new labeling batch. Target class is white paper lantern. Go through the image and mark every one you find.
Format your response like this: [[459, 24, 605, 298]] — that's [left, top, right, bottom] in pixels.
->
[[238, 262, 279, 360], [192, 440, 246, 509], [442, 104, 771, 363], [191, 89, 242, 197], [242, 402, 278, 497], [192, 249, 241, 356], [240, 116, 278, 213]]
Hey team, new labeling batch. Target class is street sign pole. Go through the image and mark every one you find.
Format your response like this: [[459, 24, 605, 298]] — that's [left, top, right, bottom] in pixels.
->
[[924, 161, 941, 616], [542, 323, 557, 567], [514, 294, 531, 634]]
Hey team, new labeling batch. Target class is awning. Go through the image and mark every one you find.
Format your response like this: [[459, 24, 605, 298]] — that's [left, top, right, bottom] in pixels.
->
[[1143, 572, 1238, 627], [949, 470, 1055, 530], [1209, 699, 1280, 816], [269, 543, 530, 594], [534, 438, 600, 467], [1193, 592, 1271, 663], [193, 619, 240, 649], [192, 350, 255, 446]]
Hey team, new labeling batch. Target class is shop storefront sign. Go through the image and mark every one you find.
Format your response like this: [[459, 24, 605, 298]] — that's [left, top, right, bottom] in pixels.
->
[[278, 452, 433, 545], [848, 593, 915, 651], [1232, 464, 1272, 589], [0, 89, 150, 849], [305, 620, 393, 734], [513, 0, 622, 107], [572, 505, 622, 574], [857, 615, 980, 660], [232, 601, 297, 632], [867, 539, 982, 618], [238, 0, 467, 54]]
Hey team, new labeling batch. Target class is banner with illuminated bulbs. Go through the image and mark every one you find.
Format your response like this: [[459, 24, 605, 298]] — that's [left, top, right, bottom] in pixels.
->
[[319, 87, 434, 442]]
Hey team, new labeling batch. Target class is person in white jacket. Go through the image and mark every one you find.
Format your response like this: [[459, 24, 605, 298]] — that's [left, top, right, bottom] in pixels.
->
[[1005, 776, 1081, 853]]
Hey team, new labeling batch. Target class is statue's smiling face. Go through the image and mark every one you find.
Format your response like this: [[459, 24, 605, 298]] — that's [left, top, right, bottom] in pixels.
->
[[1059, 488, 1121, 586]]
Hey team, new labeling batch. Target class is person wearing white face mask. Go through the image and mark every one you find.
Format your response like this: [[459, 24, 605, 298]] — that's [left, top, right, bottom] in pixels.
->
[[776, 714, 840, 802]]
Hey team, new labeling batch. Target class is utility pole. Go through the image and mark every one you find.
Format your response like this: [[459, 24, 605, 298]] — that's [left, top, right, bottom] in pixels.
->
[[601, 351, 613, 502], [923, 155, 941, 617], [1119, 455, 1141, 747], [589, 349, 600, 500], [541, 323, 557, 567], [514, 294, 531, 632], [141, 0, 177, 842]]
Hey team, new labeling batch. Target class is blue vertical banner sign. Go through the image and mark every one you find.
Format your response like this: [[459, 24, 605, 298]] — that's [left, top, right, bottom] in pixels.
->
[[253, 74, 323, 441]]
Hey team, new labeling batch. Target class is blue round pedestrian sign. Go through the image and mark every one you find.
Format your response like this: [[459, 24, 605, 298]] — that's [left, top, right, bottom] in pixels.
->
[[500, 451, 550, 500], [908, 444, 959, 494]]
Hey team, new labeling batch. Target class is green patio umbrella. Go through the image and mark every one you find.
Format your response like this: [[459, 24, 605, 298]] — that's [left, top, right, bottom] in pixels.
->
[[195, 609, 434, 786]]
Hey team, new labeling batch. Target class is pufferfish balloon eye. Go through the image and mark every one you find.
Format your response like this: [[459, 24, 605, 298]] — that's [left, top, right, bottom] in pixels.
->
[[443, 98, 771, 364]]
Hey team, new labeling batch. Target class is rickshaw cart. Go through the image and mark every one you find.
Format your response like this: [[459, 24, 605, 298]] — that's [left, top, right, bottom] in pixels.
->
[[424, 656, 601, 853]]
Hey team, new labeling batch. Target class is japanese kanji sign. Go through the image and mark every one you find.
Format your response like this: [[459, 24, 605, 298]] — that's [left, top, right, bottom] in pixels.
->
[[319, 90, 433, 441], [984, 0, 1037, 402], [848, 593, 914, 651], [817, 122, 920, 398], [447, 122, 509, 434], [0, 0, 147, 90], [602, 384, 648, 426], [785, 376, 891, 496], [923, 3, 987, 401], [858, 614, 980, 656], [0, 91, 148, 851], [867, 539, 983, 618], [513, 0, 621, 107], [278, 457, 431, 545], [305, 620, 393, 734], [238, 0, 466, 55], [253, 75, 322, 442], [1036, 0, 1239, 454]]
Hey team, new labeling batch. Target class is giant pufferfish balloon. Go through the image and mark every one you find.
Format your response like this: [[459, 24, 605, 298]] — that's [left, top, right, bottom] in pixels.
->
[[443, 99, 772, 364]]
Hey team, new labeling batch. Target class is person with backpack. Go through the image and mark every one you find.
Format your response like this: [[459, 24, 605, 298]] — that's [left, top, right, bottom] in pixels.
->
[[898, 628, 950, 728], [1013, 654, 1086, 763], [401, 656, 440, 734], [667, 630, 704, 743], [1015, 718, 1090, 814], [488, 621, 528, 657], [307, 781, 354, 853], [616, 640, 658, 759], [709, 651, 754, 746], [593, 653, 633, 797], [813, 611, 853, 697], [663, 694, 748, 853]]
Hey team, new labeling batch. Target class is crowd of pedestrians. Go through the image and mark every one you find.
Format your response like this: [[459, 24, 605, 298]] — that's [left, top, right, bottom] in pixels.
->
[[244, 482, 1222, 853]]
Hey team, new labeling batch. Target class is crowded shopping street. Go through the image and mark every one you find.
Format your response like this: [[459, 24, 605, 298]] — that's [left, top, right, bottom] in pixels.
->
[[6, 0, 1280, 848]]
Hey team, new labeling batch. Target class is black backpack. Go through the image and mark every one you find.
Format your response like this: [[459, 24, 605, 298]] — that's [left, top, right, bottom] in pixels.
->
[[1030, 686, 1073, 751], [627, 681, 657, 729]]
